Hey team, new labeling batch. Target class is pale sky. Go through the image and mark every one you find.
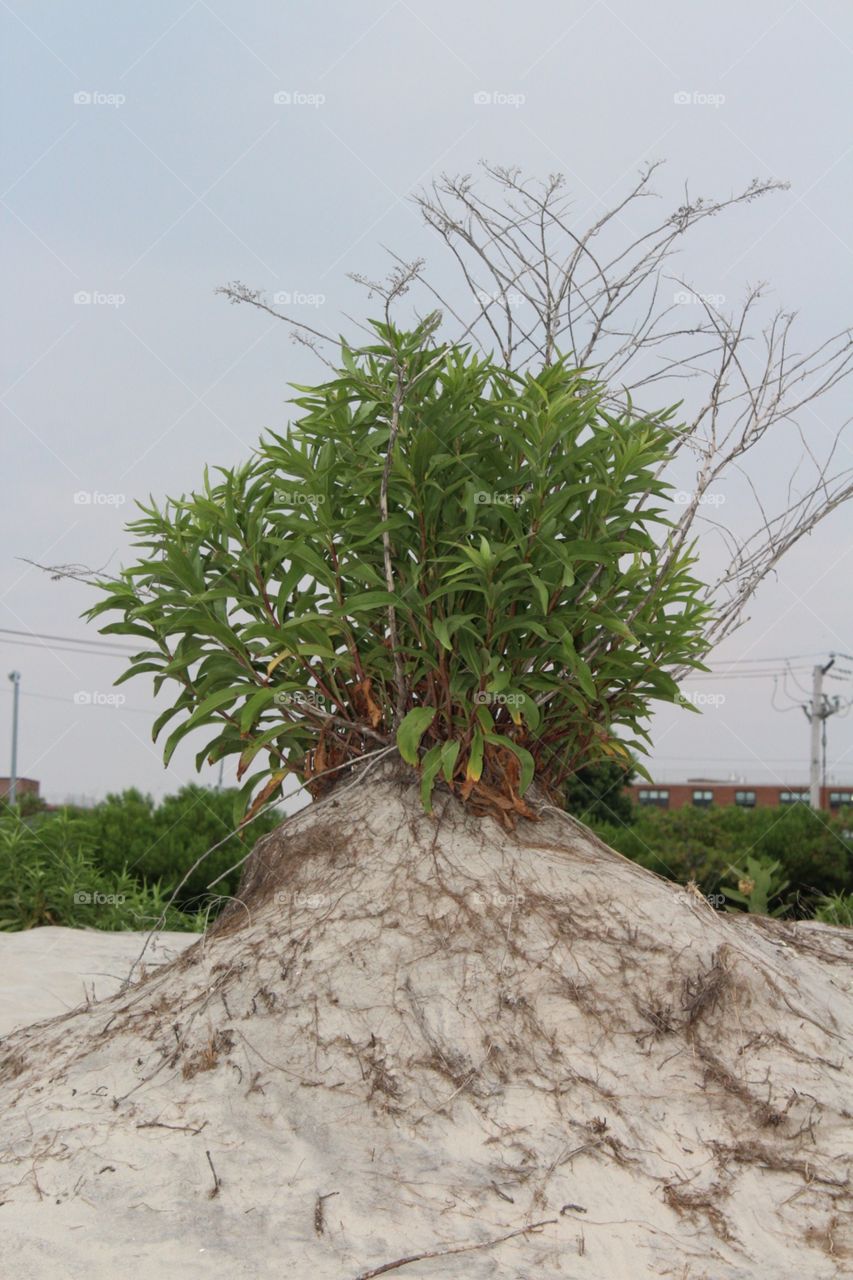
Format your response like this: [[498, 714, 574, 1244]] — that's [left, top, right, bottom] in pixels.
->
[[2, 0, 852, 805]]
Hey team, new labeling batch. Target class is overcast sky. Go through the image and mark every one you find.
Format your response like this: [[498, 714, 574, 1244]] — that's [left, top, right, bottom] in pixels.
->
[[2, 0, 852, 806]]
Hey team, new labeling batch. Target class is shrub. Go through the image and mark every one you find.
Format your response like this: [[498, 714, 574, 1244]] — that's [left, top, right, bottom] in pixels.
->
[[749, 804, 852, 899], [88, 322, 709, 823], [594, 804, 852, 909], [0, 811, 202, 932], [80, 784, 280, 906], [565, 761, 635, 826]]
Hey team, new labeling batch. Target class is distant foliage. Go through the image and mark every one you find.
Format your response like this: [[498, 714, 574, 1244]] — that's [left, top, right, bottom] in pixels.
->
[[814, 891, 853, 927], [0, 810, 202, 932], [593, 804, 853, 914], [0, 793, 46, 819], [82, 785, 280, 905], [90, 322, 709, 822], [0, 786, 279, 930], [564, 761, 636, 826]]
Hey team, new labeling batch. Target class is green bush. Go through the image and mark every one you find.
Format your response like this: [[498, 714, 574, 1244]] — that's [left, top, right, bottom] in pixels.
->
[[750, 804, 851, 901], [88, 321, 709, 822], [565, 762, 635, 826], [813, 891, 853, 927], [0, 785, 281, 930], [0, 810, 203, 932], [79, 784, 280, 907], [593, 804, 852, 913]]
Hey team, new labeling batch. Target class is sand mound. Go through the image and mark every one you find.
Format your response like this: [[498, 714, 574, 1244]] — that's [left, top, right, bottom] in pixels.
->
[[1, 766, 851, 1278]]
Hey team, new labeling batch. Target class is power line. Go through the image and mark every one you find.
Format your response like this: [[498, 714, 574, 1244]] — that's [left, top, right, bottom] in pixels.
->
[[651, 754, 850, 764], [0, 638, 138, 659], [0, 626, 138, 654], [687, 669, 814, 681], [702, 651, 835, 665]]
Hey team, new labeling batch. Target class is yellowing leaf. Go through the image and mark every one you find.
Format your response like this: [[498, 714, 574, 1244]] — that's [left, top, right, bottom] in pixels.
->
[[267, 649, 290, 676]]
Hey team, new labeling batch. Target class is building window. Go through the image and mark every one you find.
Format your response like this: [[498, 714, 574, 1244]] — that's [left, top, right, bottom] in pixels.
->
[[637, 788, 669, 808], [734, 790, 756, 808], [829, 791, 853, 810], [780, 790, 809, 805], [692, 789, 713, 808]]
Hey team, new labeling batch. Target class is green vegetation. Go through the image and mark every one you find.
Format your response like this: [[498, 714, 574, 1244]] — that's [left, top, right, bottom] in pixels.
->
[[721, 855, 790, 917], [564, 762, 636, 826], [0, 810, 199, 932], [80, 784, 280, 904], [10, 321, 845, 933], [590, 801, 853, 917], [88, 322, 709, 822], [813, 891, 853, 927], [0, 786, 279, 931]]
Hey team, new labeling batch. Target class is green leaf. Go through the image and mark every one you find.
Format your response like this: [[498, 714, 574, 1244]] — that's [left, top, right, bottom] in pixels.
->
[[561, 637, 596, 701], [530, 573, 550, 615], [420, 743, 444, 812], [151, 703, 183, 743], [440, 739, 460, 783], [467, 728, 484, 782], [475, 703, 493, 732], [396, 707, 437, 764]]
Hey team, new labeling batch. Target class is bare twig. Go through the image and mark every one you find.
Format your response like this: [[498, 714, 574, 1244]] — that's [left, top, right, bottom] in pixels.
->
[[136, 1120, 208, 1135], [350, 1218, 557, 1279], [205, 1149, 221, 1198]]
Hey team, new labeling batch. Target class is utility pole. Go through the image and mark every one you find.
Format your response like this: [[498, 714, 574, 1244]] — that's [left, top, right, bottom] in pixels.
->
[[807, 657, 839, 810], [7, 670, 20, 807]]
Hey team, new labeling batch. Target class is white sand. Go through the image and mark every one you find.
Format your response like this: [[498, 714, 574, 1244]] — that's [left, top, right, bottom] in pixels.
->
[[0, 927, 195, 1036]]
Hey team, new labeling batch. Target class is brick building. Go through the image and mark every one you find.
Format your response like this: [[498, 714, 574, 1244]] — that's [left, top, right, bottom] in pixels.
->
[[629, 779, 853, 811], [0, 777, 40, 802]]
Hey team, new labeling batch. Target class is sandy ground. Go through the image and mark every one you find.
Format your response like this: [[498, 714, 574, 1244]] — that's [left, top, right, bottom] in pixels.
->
[[0, 927, 196, 1036], [1, 777, 851, 1278]]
